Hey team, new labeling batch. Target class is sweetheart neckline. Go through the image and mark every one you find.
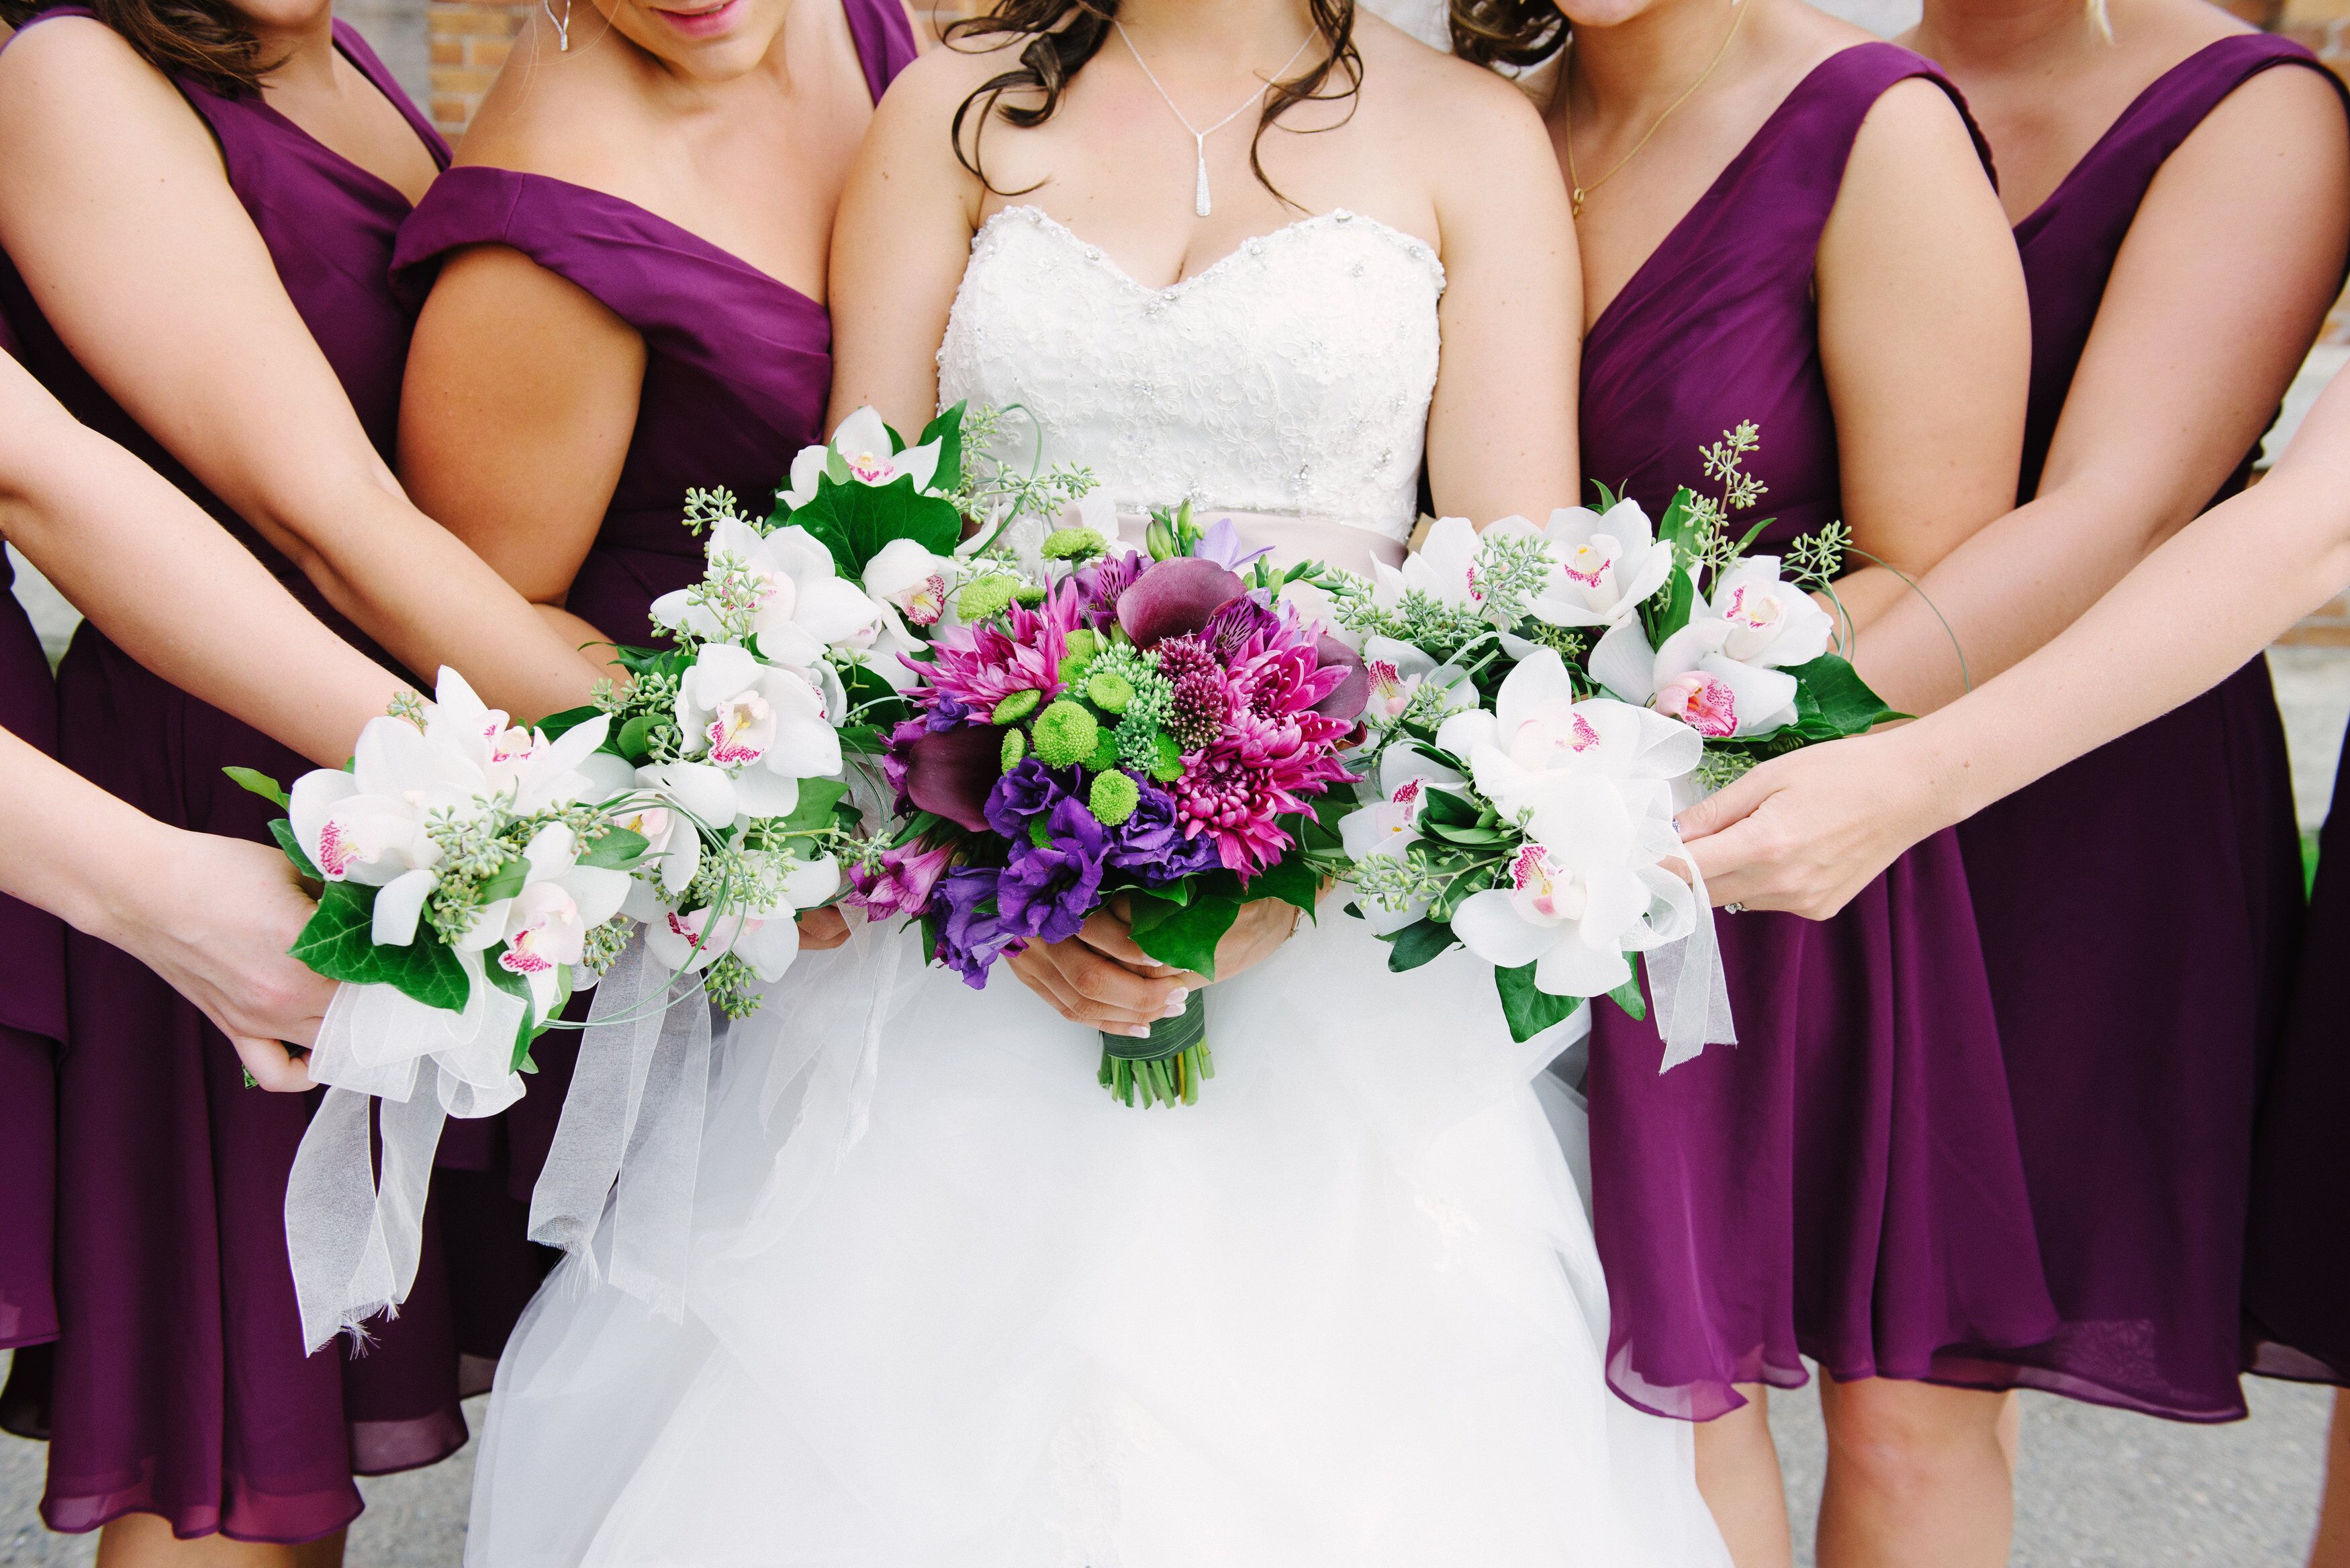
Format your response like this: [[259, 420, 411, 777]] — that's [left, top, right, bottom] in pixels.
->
[[973, 203, 1446, 301]]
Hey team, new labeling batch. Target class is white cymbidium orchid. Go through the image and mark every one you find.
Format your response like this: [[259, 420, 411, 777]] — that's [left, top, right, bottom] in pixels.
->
[[454, 822, 632, 1016], [637, 854, 841, 980], [1489, 499, 1676, 630], [291, 669, 610, 947], [652, 518, 886, 671], [577, 756, 739, 898], [859, 537, 957, 689], [1371, 516, 1484, 617], [1357, 636, 1475, 727], [1434, 651, 1701, 824], [1449, 778, 1697, 997], [672, 642, 843, 818], [1337, 746, 1467, 934], [776, 406, 943, 512], [1587, 556, 1834, 740]]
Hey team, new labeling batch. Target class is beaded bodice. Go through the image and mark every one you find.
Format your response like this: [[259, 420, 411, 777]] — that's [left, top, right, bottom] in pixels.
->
[[936, 204, 1445, 542]]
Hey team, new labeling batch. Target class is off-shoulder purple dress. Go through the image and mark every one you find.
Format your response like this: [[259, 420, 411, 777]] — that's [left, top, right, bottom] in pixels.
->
[[2249, 726, 2350, 1383], [1579, 44, 2058, 1422], [389, 0, 916, 1196], [0, 315, 66, 1365], [1938, 34, 2344, 1421], [0, 9, 548, 1543]]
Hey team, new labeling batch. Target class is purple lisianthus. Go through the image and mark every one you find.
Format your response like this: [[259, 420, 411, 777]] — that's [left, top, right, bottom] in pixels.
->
[[1104, 779, 1222, 885], [1191, 516, 1274, 573], [984, 758, 1085, 840], [995, 797, 1109, 944], [849, 840, 953, 921], [930, 865, 1023, 987]]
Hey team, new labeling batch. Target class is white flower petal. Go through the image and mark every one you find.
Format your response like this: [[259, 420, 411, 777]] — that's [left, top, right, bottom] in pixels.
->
[[1451, 888, 1560, 970]]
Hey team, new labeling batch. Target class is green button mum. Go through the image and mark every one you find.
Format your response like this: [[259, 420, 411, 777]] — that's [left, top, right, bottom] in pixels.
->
[[1030, 701, 1100, 768], [955, 575, 1019, 622], [990, 689, 1041, 725], [1088, 769, 1140, 826]]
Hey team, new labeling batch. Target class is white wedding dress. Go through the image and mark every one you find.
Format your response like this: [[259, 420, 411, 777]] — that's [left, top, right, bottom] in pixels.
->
[[465, 205, 1730, 1568]]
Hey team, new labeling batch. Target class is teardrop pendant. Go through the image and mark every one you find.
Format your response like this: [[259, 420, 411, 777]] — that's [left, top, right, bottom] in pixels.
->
[[1194, 138, 1213, 219]]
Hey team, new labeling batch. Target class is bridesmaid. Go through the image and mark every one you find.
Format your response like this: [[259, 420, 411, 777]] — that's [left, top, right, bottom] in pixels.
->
[[391, 0, 917, 1192], [1452, 2, 2038, 1563], [1838, 0, 2349, 1427], [0, 0, 608, 1560]]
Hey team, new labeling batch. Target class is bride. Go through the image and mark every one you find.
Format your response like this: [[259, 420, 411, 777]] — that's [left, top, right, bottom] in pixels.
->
[[466, 4, 1731, 1563]]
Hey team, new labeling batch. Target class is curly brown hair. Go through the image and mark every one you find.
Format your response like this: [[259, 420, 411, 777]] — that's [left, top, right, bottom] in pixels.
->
[[943, 1, 1365, 207], [1446, 0, 1566, 68], [0, 0, 277, 97]]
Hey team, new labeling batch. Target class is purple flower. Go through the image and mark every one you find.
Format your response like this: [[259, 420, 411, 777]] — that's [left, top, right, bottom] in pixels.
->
[[849, 841, 953, 921], [886, 719, 1002, 832], [1074, 549, 1146, 634], [996, 797, 1109, 944], [1104, 781, 1222, 885], [1311, 634, 1369, 720], [984, 758, 1085, 840], [1117, 556, 1246, 650], [1191, 516, 1274, 573], [1199, 592, 1280, 658], [930, 865, 1023, 987]]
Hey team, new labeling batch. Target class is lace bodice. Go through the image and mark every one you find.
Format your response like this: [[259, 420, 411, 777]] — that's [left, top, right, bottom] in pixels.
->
[[937, 205, 1445, 542]]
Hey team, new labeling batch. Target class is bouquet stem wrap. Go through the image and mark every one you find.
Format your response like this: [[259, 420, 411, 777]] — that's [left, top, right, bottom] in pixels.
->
[[287, 950, 528, 1353], [1645, 841, 1738, 1071], [526, 936, 711, 1318]]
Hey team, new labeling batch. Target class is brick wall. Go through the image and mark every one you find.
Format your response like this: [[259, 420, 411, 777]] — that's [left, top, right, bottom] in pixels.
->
[[427, 0, 527, 138]]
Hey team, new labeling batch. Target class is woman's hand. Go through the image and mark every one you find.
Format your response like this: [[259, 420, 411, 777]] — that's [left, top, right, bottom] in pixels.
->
[[796, 907, 851, 951], [100, 831, 338, 1091], [1006, 897, 1305, 1036], [1678, 729, 1950, 920]]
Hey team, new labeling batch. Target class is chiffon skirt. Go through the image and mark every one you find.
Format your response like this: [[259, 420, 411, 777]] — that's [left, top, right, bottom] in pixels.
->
[[469, 918, 1731, 1567], [1587, 828, 2057, 1422], [1953, 660, 2304, 1419], [2245, 720, 2349, 1385], [1, 628, 547, 1542]]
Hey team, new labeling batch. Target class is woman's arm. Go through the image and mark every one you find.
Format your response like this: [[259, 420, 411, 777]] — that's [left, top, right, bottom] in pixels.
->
[[0, 356, 410, 767], [1846, 64, 2350, 713], [1814, 78, 2031, 632], [1419, 62, 1581, 520], [0, 726, 331, 1089], [1681, 368, 2350, 918], [0, 17, 607, 718], [399, 245, 647, 667]]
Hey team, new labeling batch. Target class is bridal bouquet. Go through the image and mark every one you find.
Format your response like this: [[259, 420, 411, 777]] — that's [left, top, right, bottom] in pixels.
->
[[1328, 424, 1898, 1059], [817, 422, 1363, 1106]]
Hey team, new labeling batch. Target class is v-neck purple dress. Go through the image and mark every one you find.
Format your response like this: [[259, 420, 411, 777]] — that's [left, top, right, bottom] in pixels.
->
[[0, 315, 67, 1363], [1942, 34, 2343, 1422], [389, 0, 916, 1198], [1579, 44, 2057, 1422], [0, 9, 544, 1544], [2249, 722, 2350, 1384]]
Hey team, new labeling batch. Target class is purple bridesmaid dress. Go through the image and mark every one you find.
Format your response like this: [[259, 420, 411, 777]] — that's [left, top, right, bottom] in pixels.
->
[[387, 0, 916, 1197], [2247, 726, 2350, 1382], [1579, 43, 2058, 1422], [0, 317, 66, 1365], [0, 10, 549, 1542], [1940, 34, 2345, 1421]]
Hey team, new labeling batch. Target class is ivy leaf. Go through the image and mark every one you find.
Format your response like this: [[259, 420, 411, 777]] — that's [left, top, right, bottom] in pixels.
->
[[1607, 966, 1649, 1023], [793, 474, 962, 581], [777, 777, 852, 834], [1242, 852, 1319, 919], [579, 826, 649, 870], [269, 819, 322, 882], [535, 705, 606, 744], [1127, 891, 1242, 979], [222, 766, 289, 810], [289, 881, 472, 1012], [1379, 917, 1459, 973], [918, 400, 966, 496], [1782, 654, 1905, 740], [1493, 961, 1587, 1044]]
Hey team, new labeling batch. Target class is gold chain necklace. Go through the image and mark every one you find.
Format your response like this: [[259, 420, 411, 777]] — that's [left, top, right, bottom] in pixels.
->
[[1562, 0, 1750, 219]]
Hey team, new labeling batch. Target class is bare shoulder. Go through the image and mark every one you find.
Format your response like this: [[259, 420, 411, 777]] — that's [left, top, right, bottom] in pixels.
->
[[2190, 38, 2349, 152], [877, 23, 1035, 124], [455, 30, 653, 182], [1848, 70, 1985, 186], [0, 13, 194, 144], [1362, 21, 1553, 187]]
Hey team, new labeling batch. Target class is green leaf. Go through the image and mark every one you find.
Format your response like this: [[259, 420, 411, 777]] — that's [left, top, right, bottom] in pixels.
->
[[1419, 787, 1481, 829], [777, 777, 852, 834], [579, 826, 649, 870], [222, 766, 290, 810], [289, 881, 473, 1012], [475, 856, 528, 905], [794, 474, 962, 581], [616, 714, 658, 763], [1608, 964, 1648, 1022], [1243, 852, 1319, 918], [1423, 822, 1509, 846], [1493, 961, 1587, 1044], [269, 818, 322, 882], [918, 400, 966, 495], [1380, 917, 1459, 973], [479, 956, 540, 1074], [1782, 654, 1903, 739], [536, 705, 605, 744], [1127, 891, 1242, 979]]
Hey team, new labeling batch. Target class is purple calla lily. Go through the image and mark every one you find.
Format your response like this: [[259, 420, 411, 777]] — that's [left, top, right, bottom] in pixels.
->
[[1311, 634, 1370, 721], [1117, 556, 1246, 650], [894, 722, 1002, 832]]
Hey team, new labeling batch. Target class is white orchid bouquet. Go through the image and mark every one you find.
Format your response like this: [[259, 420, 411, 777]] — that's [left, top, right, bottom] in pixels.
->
[[1326, 424, 1899, 1052]]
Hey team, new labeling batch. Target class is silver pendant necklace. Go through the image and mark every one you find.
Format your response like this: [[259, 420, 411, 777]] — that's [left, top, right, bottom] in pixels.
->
[[1113, 19, 1317, 218]]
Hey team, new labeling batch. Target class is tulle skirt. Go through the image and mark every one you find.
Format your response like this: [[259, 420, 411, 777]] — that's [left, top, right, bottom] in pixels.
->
[[469, 916, 1730, 1567]]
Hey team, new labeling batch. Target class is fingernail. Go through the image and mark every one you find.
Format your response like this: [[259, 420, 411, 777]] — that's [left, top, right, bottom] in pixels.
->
[[1126, 1025, 1152, 1038], [1164, 987, 1189, 1007]]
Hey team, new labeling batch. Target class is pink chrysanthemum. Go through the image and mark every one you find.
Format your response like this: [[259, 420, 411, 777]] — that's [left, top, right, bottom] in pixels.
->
[[914, 582, 1081, 714], [1168, 619, 1356, 879]]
